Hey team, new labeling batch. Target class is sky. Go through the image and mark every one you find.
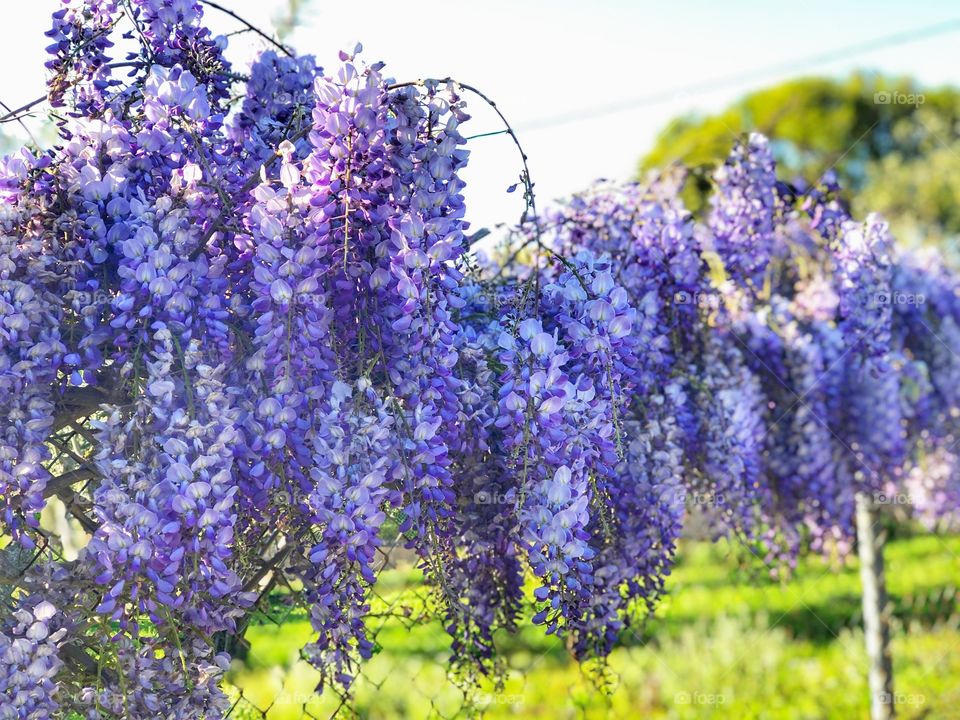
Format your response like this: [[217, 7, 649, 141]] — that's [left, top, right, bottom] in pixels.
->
[[3, 0, 959, 233]]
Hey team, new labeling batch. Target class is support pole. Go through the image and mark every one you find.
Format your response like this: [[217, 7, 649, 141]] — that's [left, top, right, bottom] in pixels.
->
[[855, 492, 895, 720]]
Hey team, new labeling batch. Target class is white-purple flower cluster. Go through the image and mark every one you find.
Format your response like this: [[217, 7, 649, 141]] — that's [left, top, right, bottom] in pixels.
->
[[834, 215, 895, 362], [708, 132, 779, 292], [302, 380, 393, 690], [0, 596, 62, 719], [540, 135, 960, 585]]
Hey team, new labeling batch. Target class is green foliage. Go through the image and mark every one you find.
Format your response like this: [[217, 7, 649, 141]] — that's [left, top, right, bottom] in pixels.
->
[[273, 0, 309, 41], [639, 74, 960, 247], [226, 536, 960, 718]]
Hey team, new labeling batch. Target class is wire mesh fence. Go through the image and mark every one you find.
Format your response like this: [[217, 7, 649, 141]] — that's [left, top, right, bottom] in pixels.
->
[[3, 410, 958, 719], [5, 521, 960, 719], [218, 541, 485, 720], [0, 397, 497, 720]]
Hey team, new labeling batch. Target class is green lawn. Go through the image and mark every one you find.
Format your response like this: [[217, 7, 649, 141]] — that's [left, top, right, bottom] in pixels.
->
[[226, 534, 960, 719]]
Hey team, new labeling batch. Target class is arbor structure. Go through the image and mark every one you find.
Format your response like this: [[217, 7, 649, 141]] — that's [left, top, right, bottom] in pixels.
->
[[1, 3, 959, 719]]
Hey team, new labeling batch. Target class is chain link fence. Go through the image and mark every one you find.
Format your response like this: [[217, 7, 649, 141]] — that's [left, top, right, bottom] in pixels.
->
[[3, 412, 958, 718], [219, 540, 490, 720]]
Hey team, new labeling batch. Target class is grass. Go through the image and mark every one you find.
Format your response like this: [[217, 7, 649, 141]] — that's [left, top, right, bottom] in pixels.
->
[[225, 534, 960, 719]]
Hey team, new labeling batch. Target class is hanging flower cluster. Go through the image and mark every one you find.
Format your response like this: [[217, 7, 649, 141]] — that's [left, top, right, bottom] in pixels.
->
[[544, 132, 960, 570]]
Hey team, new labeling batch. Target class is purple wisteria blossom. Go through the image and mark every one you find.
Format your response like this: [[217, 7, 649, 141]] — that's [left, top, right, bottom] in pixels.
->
[[3, 1, 960, 713]]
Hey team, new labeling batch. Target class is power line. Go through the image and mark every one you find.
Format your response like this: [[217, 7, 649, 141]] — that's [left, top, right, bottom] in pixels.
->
[[515, 18, 960, 132]]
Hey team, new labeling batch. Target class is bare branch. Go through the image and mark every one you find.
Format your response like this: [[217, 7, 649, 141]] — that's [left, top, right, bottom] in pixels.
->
[[53, 385, 114, 431], [0, 95, 46, 124], [44, 468, 99, 500], [62, 644, 119, 685]]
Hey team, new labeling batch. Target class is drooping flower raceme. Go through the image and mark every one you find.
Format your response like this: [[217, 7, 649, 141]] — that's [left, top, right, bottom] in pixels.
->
[[708, 132, 779, 293]]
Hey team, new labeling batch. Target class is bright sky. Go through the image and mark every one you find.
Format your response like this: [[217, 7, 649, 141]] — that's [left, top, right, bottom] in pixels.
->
[[3, 1, 959, 233]]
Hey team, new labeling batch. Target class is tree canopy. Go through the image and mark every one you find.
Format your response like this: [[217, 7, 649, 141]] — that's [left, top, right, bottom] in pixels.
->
[[639, 74, 960, 249]]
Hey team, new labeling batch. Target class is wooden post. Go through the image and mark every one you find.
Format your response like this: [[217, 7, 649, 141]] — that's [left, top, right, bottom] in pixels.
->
[[855, 492, 895, 720]]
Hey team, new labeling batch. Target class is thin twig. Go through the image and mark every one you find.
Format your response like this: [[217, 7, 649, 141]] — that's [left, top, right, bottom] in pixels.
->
[[0, 99, 40, 145], [199, 0, 294, 57], [0, 96, 47, 124], [44, 468, 99, 500]]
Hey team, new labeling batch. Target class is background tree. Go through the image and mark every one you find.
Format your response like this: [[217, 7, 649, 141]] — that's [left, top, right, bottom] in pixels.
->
[[640, 73, 960, 251]]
